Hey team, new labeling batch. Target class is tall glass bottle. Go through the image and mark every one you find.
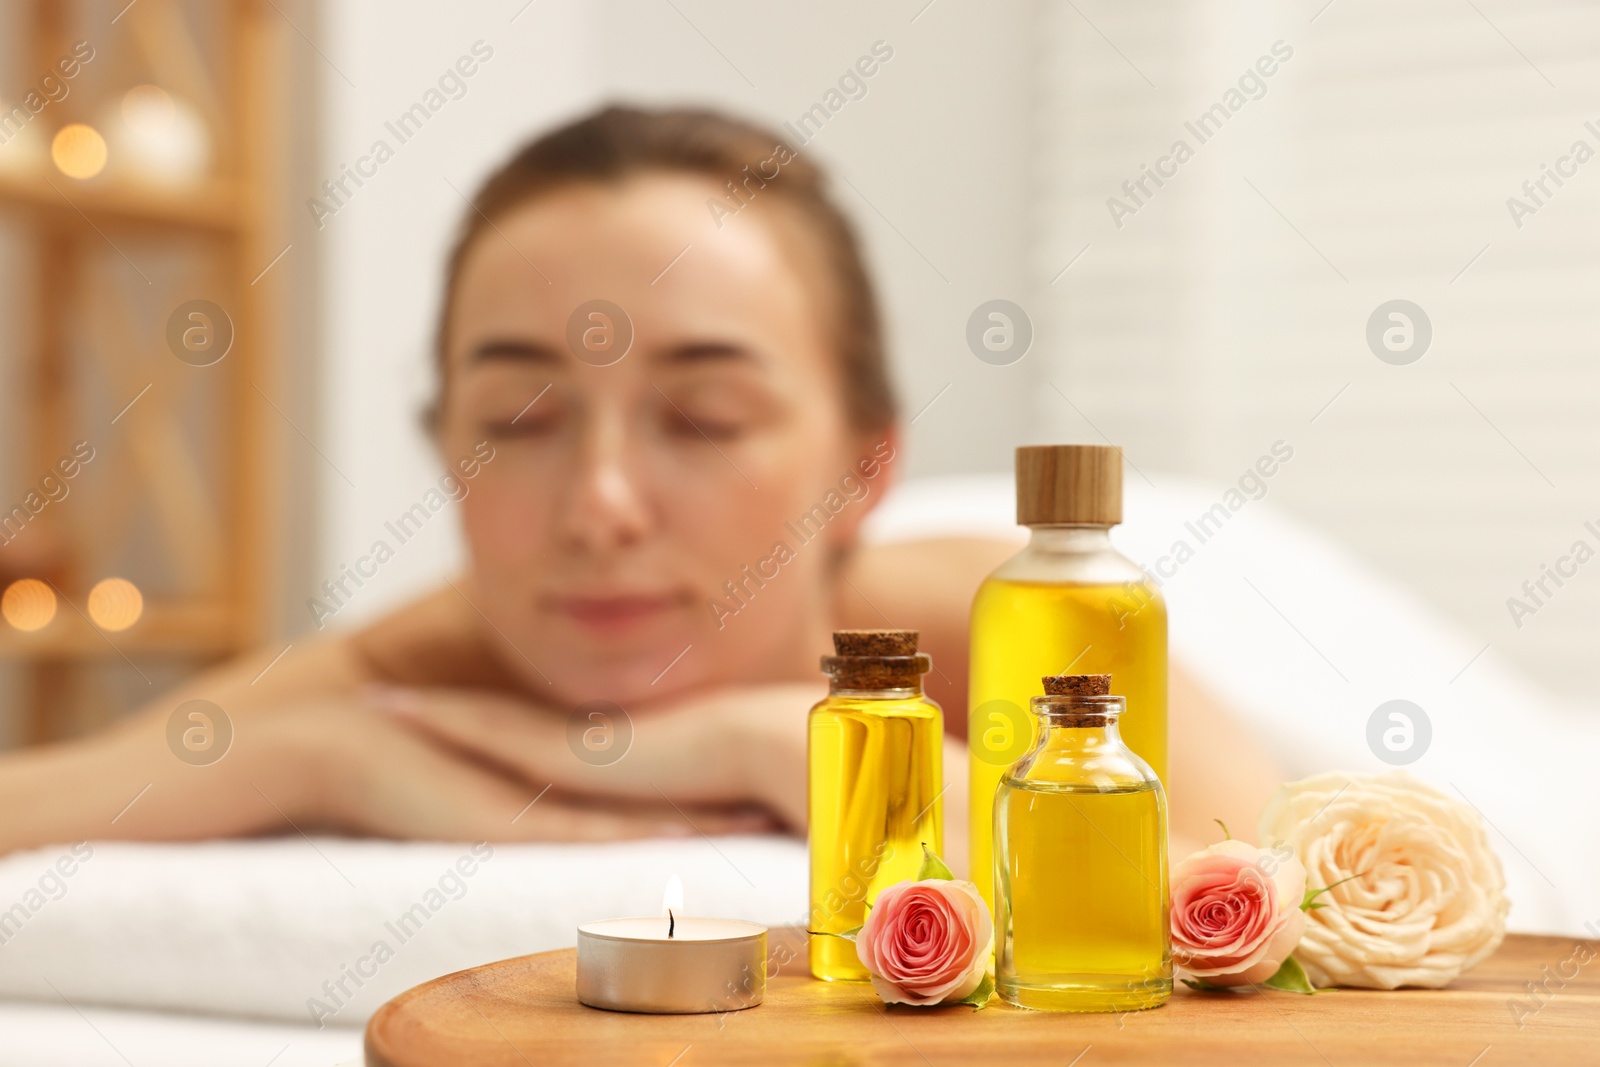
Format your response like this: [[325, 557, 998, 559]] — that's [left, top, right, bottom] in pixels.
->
[[996, 673, 1171, 1012], [808, 629, 943, 981], [969, 444, 1167, 911]]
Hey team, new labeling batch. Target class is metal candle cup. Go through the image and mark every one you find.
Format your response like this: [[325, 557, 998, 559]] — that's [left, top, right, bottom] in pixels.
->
[[575, 916, 769, 1014]]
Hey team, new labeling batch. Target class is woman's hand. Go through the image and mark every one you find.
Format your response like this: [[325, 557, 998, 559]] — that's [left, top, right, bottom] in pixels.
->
[[372, 681, 821, 833]]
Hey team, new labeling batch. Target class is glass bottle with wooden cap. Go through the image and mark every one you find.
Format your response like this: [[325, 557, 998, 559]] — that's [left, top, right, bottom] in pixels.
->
[[808, 629, 943, 981], [995, 673, 1171, 1012], [968, 444, 1168, 912]]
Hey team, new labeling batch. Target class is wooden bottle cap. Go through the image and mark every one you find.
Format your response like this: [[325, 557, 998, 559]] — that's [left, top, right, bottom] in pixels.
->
[[832, 630, 918, 656], [1015, 445, 1122, 526], [1041, 673, 1112, 696]]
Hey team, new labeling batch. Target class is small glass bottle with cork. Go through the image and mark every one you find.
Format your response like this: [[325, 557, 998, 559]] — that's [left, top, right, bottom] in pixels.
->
[[807, 629, 943, 981], [994, 673, 1171, 1012]]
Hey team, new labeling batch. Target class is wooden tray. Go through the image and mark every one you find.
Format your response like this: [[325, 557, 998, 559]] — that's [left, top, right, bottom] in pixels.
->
[[366, 930, 1598, 1065]]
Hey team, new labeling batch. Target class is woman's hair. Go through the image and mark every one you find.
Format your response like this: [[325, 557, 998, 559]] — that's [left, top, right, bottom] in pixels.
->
[[431, 104, 894, 433]]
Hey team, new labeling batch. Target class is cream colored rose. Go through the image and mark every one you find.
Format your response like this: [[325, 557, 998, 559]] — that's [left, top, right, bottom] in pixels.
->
[[1258, 770, 1508, 989]]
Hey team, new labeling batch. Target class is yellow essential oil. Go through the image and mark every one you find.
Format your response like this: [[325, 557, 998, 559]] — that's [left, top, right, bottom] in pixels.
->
[[969, 445, 1168, 913], [808, 630, 943, 981], [995, 674, 1171, 1012]]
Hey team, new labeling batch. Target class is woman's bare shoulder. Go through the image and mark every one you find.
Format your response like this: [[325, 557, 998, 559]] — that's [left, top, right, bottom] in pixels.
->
[[839, 537, 1019, 620], [344, 582, 522, 690], [147, 583, 516, 717]]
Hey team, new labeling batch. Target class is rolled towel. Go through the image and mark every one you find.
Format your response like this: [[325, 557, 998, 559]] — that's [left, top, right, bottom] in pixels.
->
[[0, 834, 806, 1026]]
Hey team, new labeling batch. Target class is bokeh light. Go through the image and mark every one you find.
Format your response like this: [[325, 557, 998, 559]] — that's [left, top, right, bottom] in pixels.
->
[[2, 579, 57, 632], [88, 577, 143, 632], [121, 84, 176, 125], [51, 123, 108, 179], [115, 84, 210, 187]]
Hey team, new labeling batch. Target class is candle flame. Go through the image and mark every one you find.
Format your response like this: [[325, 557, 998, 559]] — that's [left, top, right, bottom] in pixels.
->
[[661, 874, 684, 916]]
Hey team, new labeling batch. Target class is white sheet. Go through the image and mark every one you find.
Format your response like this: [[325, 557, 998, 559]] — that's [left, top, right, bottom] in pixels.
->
[[0, 1003, 359, 1067]]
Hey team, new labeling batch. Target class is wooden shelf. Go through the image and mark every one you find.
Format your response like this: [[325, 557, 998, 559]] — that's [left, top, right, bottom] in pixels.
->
[[0, 601, 239, 660], [3, 0, 289, 742], [0, 167, 240, 233]]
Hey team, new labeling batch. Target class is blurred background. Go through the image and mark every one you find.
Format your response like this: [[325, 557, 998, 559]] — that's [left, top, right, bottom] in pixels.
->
[[0, 0, 1596, 745]]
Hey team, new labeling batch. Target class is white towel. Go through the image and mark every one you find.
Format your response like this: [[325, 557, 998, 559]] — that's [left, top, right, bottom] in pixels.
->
[[0, 835, 806, 1027]]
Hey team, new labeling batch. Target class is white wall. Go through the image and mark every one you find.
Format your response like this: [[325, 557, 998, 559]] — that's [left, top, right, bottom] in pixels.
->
[[314, 0, 599, 628], [1031, 0, 1600, 702], [311, 0, 1038, 629]]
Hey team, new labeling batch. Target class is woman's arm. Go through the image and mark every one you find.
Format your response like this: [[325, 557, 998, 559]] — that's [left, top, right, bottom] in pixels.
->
[[0, 639, 366, 852], [0, 597, 768, 854]]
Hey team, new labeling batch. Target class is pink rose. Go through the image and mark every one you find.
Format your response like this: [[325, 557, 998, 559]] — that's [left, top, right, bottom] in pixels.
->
[[854, 878, 994, 1005], [1171, 839, 1307, 986]]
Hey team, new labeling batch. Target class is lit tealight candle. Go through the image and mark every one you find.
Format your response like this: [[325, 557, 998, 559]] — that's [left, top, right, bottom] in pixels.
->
[[576, 875, 768, 1014]]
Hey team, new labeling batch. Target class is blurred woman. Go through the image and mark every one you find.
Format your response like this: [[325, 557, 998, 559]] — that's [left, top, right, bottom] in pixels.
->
[[0, 106, 1279, 867]]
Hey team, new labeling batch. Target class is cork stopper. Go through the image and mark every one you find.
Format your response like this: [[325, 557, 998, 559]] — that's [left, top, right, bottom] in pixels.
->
[[1016, 445, 1122, 526], [1042, 674, 1112, 696], [833, 630, 918, 657], [822, 630, 930, 691], [1033, 672, 1121, 724]]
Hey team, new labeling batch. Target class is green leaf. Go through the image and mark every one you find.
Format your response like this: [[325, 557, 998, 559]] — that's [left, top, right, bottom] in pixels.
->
[[1261, 956, 1317, 995], [952, 971, 994, 1008], [806, 925, 862, 942], [916, 843, 955, 882], [1180, 977, 1236, 993], [1214, 818, 1231, 840]]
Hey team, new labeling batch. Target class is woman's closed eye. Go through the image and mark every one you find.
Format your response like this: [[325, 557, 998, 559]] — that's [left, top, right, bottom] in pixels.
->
[[655, 379, 779, 443], [481, 401, 563, 440], [466, 376, 564, 440], [660, 404, 748, 442]]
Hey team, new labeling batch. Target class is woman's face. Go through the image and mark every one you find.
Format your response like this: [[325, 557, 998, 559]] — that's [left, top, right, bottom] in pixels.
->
[[439, 173, 894, 706]]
